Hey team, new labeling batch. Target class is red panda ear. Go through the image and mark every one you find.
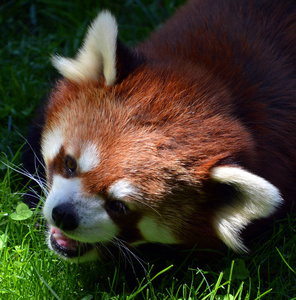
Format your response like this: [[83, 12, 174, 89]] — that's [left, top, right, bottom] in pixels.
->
[[210, 166, 283, 252], [51, 11, 123, 86]]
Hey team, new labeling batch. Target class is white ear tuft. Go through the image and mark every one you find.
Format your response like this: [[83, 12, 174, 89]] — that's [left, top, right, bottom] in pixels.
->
[[211, 166, 283, 252], [51, 11, 118, 86]]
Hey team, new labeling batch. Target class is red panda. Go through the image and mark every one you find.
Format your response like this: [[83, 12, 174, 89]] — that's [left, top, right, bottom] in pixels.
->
[[27, 0, 296, 262]]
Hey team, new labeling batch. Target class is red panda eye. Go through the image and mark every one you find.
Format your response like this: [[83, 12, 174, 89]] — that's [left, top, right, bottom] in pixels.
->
[[65, 155, 77, 173], [106, 200, 128, 216]]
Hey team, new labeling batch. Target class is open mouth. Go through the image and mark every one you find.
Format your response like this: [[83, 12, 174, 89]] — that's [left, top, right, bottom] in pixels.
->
[[50, 227, 94, 258]]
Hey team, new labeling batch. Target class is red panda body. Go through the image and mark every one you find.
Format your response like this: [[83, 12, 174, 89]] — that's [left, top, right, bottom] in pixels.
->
[[137, 0, 296, 197], [34, 0, 296, 261]]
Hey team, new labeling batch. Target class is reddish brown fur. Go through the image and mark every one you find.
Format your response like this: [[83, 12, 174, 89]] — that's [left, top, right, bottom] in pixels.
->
[[135, 0, 296, 213], [43, 0, 296, 252]]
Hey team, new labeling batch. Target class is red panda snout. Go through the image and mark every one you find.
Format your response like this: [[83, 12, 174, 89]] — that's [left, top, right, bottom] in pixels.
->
[[43, 170, 180, 261]]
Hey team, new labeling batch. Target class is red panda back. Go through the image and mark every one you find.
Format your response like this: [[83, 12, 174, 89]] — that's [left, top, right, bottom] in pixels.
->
[[136, 0, 296, 211]]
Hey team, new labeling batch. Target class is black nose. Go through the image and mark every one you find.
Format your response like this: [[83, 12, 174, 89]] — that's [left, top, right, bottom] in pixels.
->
[[52, 203, 79, 231]]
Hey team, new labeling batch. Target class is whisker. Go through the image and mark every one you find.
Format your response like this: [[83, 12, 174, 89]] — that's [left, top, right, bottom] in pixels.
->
[[2, 160, 48, 196], [133, 198, 163, 219], [16, 131, 46, 170], [92, 242, 117, 262], [113, 237, 148, 274]]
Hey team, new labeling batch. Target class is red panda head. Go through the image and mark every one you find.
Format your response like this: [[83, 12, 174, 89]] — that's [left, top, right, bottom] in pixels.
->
[[41, 11, 282, 262]]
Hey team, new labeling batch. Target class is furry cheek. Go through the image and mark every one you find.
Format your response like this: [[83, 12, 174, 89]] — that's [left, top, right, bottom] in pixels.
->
[[137, 216, 177, 244]]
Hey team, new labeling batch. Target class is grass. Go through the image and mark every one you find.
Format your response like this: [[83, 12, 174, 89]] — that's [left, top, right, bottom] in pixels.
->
[[1, 0, 296, 299]]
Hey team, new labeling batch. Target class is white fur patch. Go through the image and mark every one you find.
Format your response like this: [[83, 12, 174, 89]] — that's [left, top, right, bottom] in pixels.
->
[[43, 175, 118, 243], [78, 143, 100, 172], [138, 217, 177, 244], [41, 128, 64, 165], [211, 166, 283, 252], [108, 179, 137, 200], [51, 11, 118, 86]]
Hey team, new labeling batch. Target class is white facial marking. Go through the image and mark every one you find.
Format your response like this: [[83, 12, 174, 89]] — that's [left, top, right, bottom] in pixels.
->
[[43, 175, 118, 243], [41, 128, 63, 164], [211, 166, 283, 252], [138, 217, 177, 244], [108, 179, 137, 200], [78, 143, 100, 172], [51, 11, 118, 86]]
